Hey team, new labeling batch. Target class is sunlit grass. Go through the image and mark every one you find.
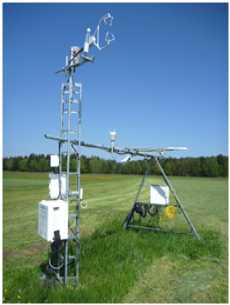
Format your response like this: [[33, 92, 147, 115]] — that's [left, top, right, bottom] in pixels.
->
[[3, 172, 228, 303]]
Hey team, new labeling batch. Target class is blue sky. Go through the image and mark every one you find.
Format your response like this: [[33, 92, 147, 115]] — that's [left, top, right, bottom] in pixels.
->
[[3, 3, 228, 161]]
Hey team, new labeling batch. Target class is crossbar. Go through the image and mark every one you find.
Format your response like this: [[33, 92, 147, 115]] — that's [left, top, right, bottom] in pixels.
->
[[127, 225, 196, 236]]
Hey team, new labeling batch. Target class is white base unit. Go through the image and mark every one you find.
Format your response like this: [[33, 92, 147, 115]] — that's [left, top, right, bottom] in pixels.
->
[[38, 200, 68, 242], [49, 173, 66, 199], [150, 185, 169, 206]]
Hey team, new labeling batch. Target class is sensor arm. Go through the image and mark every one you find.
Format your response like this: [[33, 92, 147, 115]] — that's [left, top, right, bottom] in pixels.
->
[[45, 134, 186, 160]]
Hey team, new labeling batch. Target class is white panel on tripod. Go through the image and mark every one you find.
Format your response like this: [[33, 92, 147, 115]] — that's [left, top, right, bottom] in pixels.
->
[[150, 185, 169, 206]]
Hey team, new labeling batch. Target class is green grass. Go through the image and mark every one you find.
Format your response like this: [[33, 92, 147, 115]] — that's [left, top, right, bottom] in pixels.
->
[[3, 172, 228, 303]]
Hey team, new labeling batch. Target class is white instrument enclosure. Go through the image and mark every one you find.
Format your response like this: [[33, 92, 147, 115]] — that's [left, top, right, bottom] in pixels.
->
[[50, 155, 59, 167], [49, 173, 66, 199], [150, 185, 169, 206], [38, 200, 68, 242]]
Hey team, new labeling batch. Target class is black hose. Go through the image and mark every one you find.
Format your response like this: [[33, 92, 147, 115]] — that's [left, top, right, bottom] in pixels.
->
[[147, 205, 158, 217]]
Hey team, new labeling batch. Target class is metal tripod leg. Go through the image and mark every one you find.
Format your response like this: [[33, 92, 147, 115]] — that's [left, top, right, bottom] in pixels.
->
[[123, 159, 152, 228], [153, 157, 200, 241]]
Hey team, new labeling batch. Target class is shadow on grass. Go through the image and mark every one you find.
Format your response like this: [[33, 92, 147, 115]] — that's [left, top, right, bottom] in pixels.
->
[[3, 214, 226, 303]]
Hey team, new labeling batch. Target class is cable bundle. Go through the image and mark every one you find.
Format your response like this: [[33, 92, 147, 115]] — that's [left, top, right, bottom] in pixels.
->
[[164, 206, 178, 219]]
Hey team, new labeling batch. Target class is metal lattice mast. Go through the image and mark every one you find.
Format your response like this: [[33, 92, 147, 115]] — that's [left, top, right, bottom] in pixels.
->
[[50, 14, 114, 286], [59, 49, 82, 284]]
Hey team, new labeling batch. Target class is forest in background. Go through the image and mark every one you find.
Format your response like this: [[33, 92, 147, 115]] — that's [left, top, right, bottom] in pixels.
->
[[3, 154, 228, 177]]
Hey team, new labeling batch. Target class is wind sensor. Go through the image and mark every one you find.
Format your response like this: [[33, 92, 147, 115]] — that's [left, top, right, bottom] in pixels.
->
[[55, 13, 114, 74]]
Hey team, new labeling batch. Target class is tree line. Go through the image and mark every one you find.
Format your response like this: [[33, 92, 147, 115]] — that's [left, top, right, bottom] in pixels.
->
[[3, 153, 228, 177]]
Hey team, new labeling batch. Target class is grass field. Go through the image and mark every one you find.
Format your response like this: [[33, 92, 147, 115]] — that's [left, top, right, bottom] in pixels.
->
[[3, 171, 228, 303]]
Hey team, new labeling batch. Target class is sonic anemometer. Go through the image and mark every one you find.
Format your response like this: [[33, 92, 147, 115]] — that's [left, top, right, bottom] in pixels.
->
[[55, 13, 115, 75]]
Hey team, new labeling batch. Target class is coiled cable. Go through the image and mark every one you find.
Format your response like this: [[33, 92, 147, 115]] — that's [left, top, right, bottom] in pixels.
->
[[164, 206, 177, 219]]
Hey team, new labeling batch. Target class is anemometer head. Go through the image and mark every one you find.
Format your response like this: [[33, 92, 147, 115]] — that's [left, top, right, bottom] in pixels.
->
[[55, 13, 114, 74], [91, 13, 115, 51], [83, 13, 114, 55]]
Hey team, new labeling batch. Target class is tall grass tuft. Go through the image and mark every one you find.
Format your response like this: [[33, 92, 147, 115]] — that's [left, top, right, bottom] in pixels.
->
[[4, 215, 226, 303]]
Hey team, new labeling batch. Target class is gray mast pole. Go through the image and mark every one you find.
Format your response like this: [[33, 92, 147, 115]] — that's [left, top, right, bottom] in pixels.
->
[[76, 83, 82, 283], [63, 47, 75, 285], [45, 14, 114, 286]]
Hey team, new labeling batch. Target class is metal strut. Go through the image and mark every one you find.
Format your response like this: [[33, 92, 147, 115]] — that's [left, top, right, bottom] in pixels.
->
[[123, 159, 153, 228], [153, 157, 200, 240], [60, 47, 82, 285]]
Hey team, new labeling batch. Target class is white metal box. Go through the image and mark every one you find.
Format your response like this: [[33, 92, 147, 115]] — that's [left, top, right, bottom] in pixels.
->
[[50, 155, 59, 167], [150, 185, 169, 206], [38, 200, 68, 242], [49, 173, 66, 199]]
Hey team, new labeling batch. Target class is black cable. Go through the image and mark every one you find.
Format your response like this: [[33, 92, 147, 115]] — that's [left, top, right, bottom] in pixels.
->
[[74, 47, 84, 58], [134, 204, 159, 219], [147, 205, 158, 217], [134, 204, 147, 218], [50, 241, 65, 262], [117, 152, 129, 156], [69, 47, 84, 66]]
